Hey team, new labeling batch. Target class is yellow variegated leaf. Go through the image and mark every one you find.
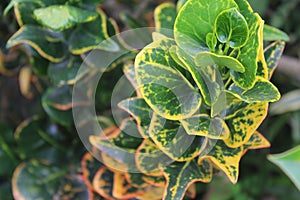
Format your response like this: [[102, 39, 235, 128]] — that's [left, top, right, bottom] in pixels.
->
[[118, 98, 153, 138], [149, 113, 208, 162], [162, 160, 212, 200], [180, 114, 230, 139], [256, 19, 269, 79], [112, 172, 144, 199], [264, 41, 285, 80], [154, 2, 177, 38], [142, 175, 166, 187], [135, 139, 169, 176], [199, 139, 244, 183], [224, 102, 268, 148], [135, 38, 201, 120], [93, 167, 114, 200], [243, 131, 270, 154]]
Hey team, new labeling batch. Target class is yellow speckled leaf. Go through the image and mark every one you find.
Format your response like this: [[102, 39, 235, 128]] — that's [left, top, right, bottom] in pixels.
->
[[243, 131, 270, 154], [224, 102, 268, 148]]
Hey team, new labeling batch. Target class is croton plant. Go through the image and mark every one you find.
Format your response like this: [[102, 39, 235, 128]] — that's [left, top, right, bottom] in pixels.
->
[[3, 0, 289, 199]]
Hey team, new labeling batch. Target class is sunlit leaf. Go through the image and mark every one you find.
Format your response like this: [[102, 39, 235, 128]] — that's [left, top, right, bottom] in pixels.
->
[[263, 24, 290, 42]]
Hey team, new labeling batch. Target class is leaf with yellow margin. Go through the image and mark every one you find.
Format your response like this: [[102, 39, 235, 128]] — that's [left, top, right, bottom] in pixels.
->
[[198, 139, 244, 183], [264, 41, 285, 79], [180, 114, 230, 140], [154, 2, 177, 38], [135, 38, 201, 120], [243, 131, 270, 154], [162, 159, 212, 200], [149, 113, 208, 161], [93, 166, 115, 200], [118, 97, 153, 138]]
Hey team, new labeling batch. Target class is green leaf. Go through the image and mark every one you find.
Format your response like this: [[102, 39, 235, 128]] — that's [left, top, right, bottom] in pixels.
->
[[215, 8, 249, 48], [199, 139, 244, 183], [173, 46, 221, 106], [123, 63, 141, 95], [228, 77, 281, 103], [48, 56, 81, 86], [270, 90, 300, 115], [0, 182, 13, 200], [6, 25, 65, 62], [68, 10, 119, 54], [118, 97, 153, 138], [162, 160, 212, 200], [268, 146, 300, 191], [42, 86, 74, 126], [13, 2, 41, 26], [180, 115, 230, 139], [135, 38, 201, 120], [174, 0, 238, 54], [263, 24, 290, 42], [149, 113, 207, 161], [195, 51, 245, 72], [176, 0, 188, 12], [154, 2, 177, 38], [4, 0, 43, 16], [14, 117, 68, 163], [34, 5, 97, 31], [224, 102, 268, 148], [264, 40, 285, 79], [0, 123, 17, 176], [206, 33, 217, 52], [12, 160, 66, 200], [230, 11, 263, 89]]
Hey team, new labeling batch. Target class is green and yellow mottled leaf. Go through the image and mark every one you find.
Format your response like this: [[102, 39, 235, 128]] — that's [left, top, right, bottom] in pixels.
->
[[55, 175, 93, 200], [6, 25, 65, 62], [90, 118, 143, 170], [174, 0, 238, 54], [142, 175, 166, 187], [224, 102, 268, 148], [263, 24, 290, 42], [34, 5, 97, 31], [135, 139, 169, 176], [149, 113, 207, 161], [230, 14, 263, 89], [152, 32, 169, 42], [135, 38, 201, 120], [118, 98, 152, 138], [199, 139, 244, 183], [81, 153, 103, 190], [93, 166, 114, 200], [228, 77, 281, 103], [154, 2, 177, 38], [243, 131, 270, 154], [136, 186, 165, 200], [180, 114, 230, 139], [195, 51, 245, 72], [162, 160, 212, 200], [264, 40, 285, 79], [112, 172, 144, 199], [124, 173, 151, 188]]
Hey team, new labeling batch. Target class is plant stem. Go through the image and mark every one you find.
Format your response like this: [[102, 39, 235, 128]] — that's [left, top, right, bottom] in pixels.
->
[[37, 129, 68, 153]]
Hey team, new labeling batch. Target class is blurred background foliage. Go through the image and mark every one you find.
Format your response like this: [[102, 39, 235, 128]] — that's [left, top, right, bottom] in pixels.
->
[[1, 0, 300, 199]]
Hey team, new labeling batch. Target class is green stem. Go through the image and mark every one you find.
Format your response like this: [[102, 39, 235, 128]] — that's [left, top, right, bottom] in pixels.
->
[[0, 136, 19, 164], [37, 129, 68, 153]]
